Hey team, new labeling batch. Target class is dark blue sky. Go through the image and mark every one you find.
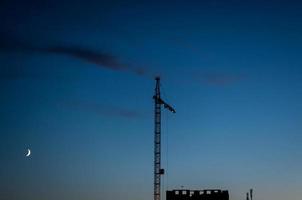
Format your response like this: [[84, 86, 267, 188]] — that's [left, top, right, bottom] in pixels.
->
[[1, 1, 302, 200]]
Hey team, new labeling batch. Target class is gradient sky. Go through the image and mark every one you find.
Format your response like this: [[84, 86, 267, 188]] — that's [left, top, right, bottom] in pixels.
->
[[1, 1, 302, 200]]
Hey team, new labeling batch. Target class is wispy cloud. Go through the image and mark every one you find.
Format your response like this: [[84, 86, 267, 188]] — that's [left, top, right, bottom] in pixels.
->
[[45, 46, 147, 76], [0, 34, 148, 77]]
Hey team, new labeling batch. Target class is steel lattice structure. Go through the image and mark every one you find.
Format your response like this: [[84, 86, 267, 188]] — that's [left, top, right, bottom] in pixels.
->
[[153, 77, 175, 200]]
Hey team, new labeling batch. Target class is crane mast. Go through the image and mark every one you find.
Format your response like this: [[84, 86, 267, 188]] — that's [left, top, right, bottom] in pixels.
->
[[153, 77, 175, 200]]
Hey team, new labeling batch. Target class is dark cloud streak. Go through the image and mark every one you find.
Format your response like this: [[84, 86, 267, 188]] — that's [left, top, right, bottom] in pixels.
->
[[46, 47, 124, 70], [45, 46, 149, 76], [0, 35, 148, 77]]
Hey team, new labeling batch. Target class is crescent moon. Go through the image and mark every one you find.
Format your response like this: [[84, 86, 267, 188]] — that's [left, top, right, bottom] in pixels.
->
[[26, 149, 31, 157]]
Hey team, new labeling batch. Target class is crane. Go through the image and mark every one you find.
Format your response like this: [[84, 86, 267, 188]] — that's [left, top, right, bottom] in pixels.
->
[[153, 77, 176, 200]]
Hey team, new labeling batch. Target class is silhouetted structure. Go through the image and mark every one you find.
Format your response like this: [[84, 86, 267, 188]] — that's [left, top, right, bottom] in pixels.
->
[[249, 189, 253, 200], [153, 77, 176, 200], [166, 189, 229, 200]]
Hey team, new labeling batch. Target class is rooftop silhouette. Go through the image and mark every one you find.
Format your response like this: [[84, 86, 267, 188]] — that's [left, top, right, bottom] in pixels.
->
[[167, 189, 229, 200]]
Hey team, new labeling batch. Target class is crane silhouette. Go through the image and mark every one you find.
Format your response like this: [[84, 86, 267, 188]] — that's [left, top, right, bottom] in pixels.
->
[[153, 77, 176, 200]]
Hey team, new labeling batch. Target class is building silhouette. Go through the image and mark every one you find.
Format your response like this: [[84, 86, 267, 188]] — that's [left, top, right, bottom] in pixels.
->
[[166, 189, 229, 200]]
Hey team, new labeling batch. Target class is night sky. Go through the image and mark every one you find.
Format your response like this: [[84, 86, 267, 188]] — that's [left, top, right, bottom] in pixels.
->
[[1, 1, 302, 200]]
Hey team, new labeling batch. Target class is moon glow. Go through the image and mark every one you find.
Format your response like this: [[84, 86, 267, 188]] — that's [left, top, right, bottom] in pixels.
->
[[26, 149, 31, 157]]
